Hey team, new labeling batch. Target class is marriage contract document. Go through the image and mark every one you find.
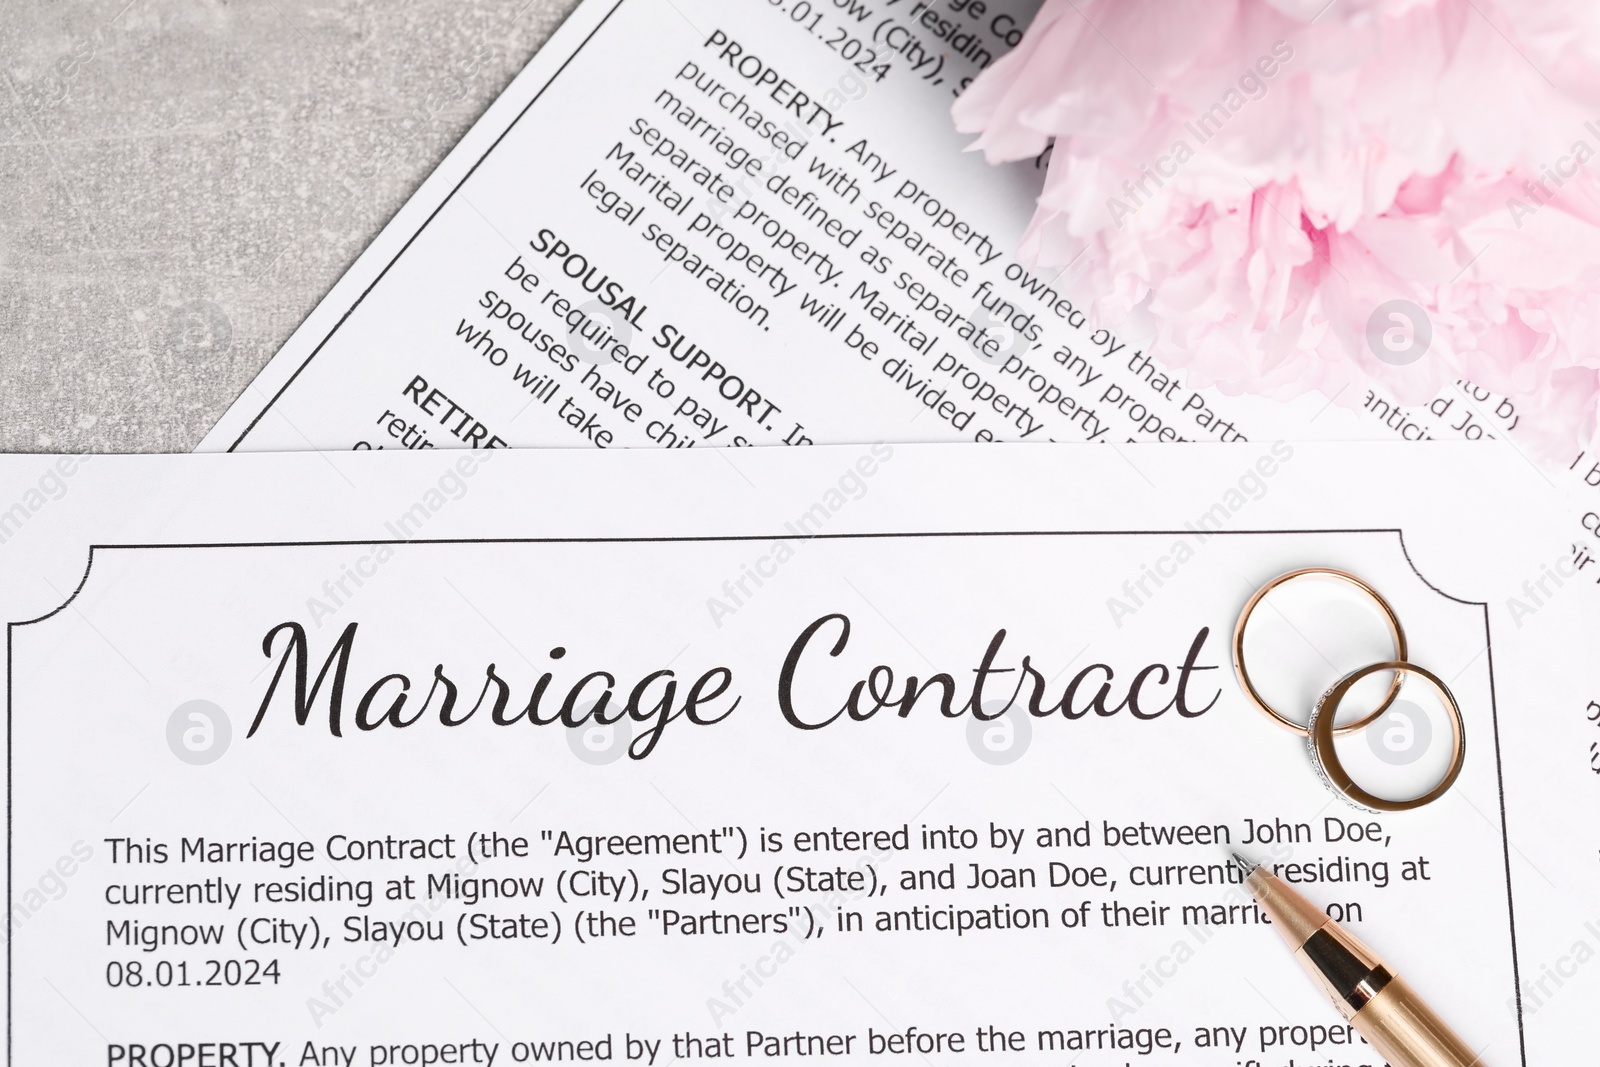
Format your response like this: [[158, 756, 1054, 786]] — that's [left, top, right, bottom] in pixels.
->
[[0, 442, 1594, 1064]]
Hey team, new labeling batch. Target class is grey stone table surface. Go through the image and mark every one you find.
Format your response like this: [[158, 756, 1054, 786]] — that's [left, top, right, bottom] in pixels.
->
[[0, 0, 580, 453]]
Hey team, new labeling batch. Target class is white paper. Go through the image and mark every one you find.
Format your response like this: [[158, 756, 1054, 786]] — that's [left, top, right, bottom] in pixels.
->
[[192, 0, 1600, 590], [1, 442, 1594, 1063]]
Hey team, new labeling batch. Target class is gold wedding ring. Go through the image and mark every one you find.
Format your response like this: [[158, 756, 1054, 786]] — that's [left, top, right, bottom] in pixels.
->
[[1233, 568, 1408, 736], [1307, 661, 1467, 812]]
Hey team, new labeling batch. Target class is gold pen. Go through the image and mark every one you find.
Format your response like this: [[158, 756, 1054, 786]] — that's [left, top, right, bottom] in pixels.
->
[[1234, 853, 1484, 1067]]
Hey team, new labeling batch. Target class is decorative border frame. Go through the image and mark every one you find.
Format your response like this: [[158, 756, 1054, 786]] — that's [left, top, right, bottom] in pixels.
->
[[5, 528, 1523, 1064]]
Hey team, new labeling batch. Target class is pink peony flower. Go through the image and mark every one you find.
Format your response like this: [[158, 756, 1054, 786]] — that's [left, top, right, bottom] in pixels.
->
[[953, 0, 1600, 457]]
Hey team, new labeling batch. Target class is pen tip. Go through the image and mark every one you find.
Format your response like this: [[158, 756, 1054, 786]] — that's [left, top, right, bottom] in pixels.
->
[[1230, 851, 1260, 876]]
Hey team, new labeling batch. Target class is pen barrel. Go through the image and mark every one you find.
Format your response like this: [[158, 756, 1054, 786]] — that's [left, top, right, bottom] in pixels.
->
[[1351, 975, 1482, 1067]]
